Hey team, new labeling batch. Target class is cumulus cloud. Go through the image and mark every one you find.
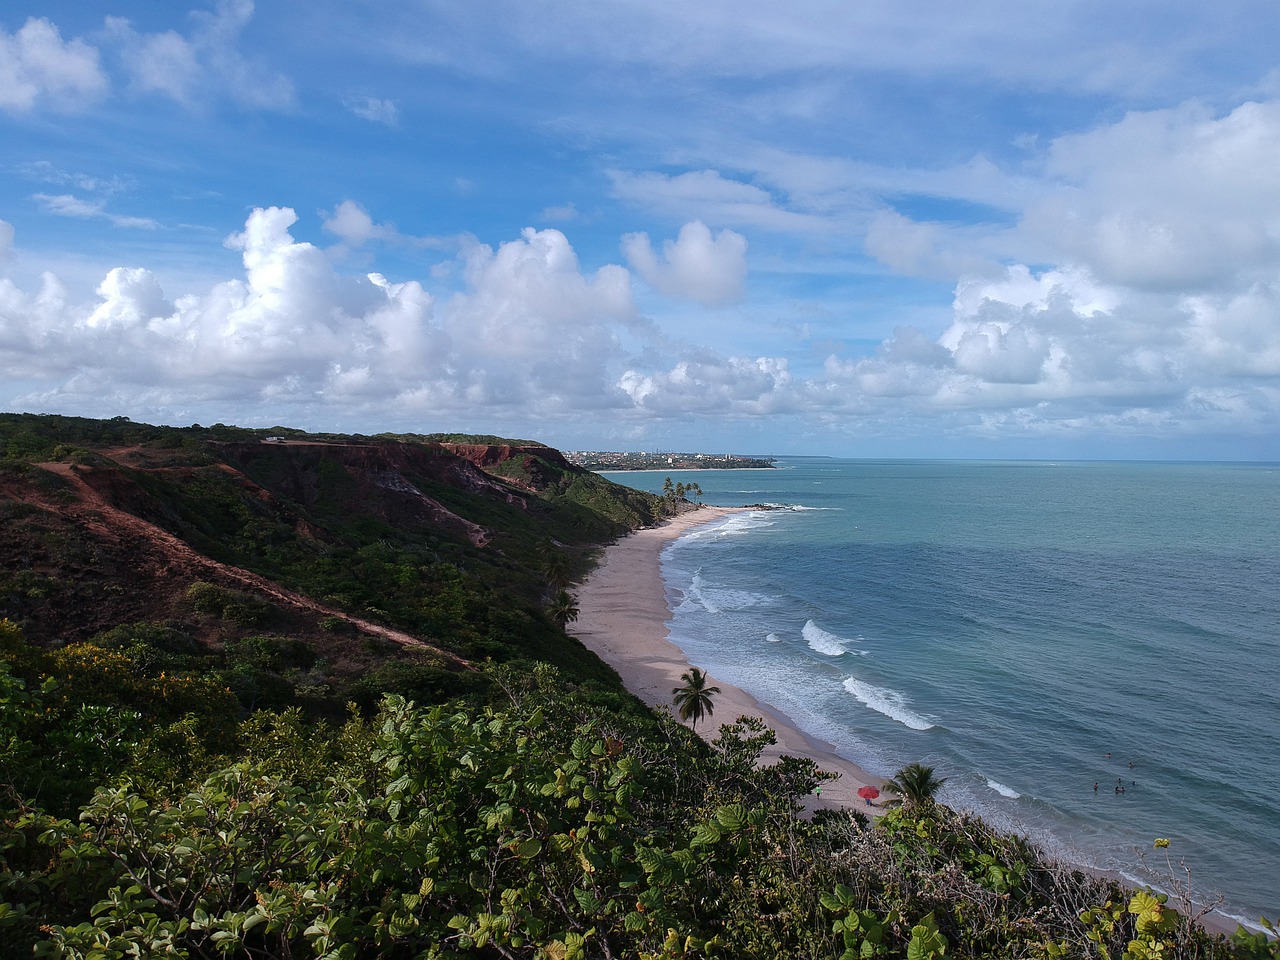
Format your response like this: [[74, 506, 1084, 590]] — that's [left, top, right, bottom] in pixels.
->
[[321, 199, 453, 253], [622, 221, 747, 306], [0, 220, 13, 261], [322, 200, 392, 246], [619, 355, 794, 416], [0, 209, 646, 420], [2, 196, 1279, 446], [1019, 99, 1280, 292], [0, 17, 107, 113]]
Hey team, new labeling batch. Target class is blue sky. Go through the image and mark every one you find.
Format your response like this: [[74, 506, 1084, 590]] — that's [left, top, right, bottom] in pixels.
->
[[3, 1, 1280, 458]]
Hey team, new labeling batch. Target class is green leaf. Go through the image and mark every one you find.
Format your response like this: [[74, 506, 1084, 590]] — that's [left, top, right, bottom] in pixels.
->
[[906, 915, 947, 960], [714, 803, 746, 831], [691, 822, 721, 846]]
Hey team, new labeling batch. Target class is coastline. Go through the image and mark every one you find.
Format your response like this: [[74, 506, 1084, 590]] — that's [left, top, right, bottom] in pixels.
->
[[568, 506, 1252, 936], [569, 506, 885, 813]]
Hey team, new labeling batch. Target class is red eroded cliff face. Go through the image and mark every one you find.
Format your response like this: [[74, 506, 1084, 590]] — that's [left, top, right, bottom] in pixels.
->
[[436, 443, 572, 470], [434, 443, 575, 492]]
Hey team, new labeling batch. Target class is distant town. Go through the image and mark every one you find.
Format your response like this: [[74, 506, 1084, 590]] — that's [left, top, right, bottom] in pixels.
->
[[567, 450, 777, 471]]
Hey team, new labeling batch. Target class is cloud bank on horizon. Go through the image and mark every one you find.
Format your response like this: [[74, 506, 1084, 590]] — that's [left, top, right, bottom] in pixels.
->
[[2, 1, 1280, 458]]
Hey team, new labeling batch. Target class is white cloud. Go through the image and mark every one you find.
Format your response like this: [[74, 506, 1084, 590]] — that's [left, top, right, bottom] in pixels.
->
[[86, 268, 174, 331], [0, 220, 13, 262], [0, 17, 107, 113], [440, 227, 640, 407], [344, 95, 398, 125], [32, 193, 159, 230], [322, 200, 391, 246], [119, 27, 200, 102], [1020, 99, 1280, 292], [33, 193, 105, 218], [619, 355, 794, 416], [864, 210, 1000, 281], [622, 221, 747, 306], [0, 209, 644, 419], [106, 0, 294, 109], [610, 170, 828, 233], [320, 199, 454, 253], [2, 199, 1278, 448]]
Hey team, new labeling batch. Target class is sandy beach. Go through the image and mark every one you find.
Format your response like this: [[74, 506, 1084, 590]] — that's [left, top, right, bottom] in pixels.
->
[[570, 505, 886, 813]]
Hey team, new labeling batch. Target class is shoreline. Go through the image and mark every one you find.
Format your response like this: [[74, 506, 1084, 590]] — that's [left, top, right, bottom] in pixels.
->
[[569, 506, 886, 814], [569, 507, 1251, 936]]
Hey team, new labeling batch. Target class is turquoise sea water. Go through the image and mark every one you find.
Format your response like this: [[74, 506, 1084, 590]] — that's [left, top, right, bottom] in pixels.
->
[[603, 460, 1280, 930]]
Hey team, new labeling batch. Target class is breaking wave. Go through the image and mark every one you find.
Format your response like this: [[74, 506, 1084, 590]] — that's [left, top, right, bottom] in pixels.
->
[[986, 779, 1021, 799], [803, 619, 855, 656], [842, 676, 935, 730]]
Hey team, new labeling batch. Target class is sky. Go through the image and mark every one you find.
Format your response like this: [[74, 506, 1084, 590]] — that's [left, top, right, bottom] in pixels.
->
[[3, 2, 1280, 459]]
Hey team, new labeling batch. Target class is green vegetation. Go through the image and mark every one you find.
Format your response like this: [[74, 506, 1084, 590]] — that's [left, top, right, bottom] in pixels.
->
[[2, 638, 1266, 958], [882, 761, 948, 810], [0, 415, 1273, 958]]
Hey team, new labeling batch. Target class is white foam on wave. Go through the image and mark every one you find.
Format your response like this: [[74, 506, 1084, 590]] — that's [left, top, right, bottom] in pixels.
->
[[712, 514, 772, 536], [803, 619, 854, 656], [681, 572, 773, 614], [706, 588, 773, 610], [685, 572, 719, 613], [842, 676, 935, 730], [765, 632, 782, 643], [986, 779, 1021, 799]]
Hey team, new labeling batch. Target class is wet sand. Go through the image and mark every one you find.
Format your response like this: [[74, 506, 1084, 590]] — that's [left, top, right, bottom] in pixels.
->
[[569, 506, 886, 813]]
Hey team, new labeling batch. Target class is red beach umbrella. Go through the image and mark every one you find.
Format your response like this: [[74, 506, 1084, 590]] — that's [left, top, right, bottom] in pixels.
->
[[857, 785, 880, 801]]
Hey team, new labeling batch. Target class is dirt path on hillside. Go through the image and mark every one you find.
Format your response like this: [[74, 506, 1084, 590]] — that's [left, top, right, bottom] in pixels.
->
[[37, 461, 473, 669]]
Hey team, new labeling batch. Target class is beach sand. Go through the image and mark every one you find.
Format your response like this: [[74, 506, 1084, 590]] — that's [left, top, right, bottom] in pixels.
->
[[570, 505, 886, 814]]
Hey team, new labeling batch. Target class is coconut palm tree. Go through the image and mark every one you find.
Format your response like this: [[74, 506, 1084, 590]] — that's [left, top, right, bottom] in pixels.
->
[[538, 541, 572, 590], [548, 589, 579, 627], [671, 667, 721, 732], [882, 762, 947, 809]]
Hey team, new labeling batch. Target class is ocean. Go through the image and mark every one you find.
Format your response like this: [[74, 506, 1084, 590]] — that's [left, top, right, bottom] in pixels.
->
[[602, 459, 1280, 931]]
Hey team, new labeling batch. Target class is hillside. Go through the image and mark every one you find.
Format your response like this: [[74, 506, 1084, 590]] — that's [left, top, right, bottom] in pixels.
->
[[0, 414, 661, 718]]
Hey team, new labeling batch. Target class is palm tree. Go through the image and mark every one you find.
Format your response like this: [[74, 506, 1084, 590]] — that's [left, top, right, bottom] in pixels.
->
[[671, 667, 721, 732], [548, 589, 579, 627], [538, 541, 572, 589], [882, 762, 947, 809]]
